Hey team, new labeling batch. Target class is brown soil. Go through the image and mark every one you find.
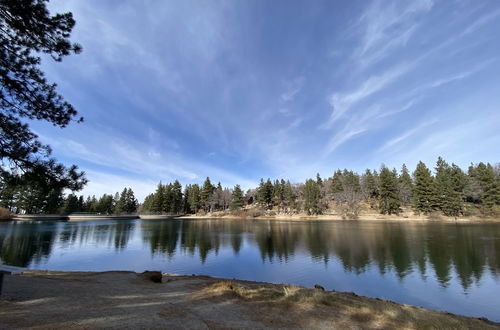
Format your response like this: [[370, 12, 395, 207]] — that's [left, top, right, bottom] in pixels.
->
[[0, 271, 498, 329]]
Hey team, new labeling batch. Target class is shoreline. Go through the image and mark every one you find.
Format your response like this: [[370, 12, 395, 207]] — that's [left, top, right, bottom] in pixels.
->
[[177, 213, 500, 223], [1, 270, 498, 328], [3, 212, 499, 223]]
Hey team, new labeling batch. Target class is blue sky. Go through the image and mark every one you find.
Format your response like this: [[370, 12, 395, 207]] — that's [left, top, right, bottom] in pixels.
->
[[34, 0, 500, 200]]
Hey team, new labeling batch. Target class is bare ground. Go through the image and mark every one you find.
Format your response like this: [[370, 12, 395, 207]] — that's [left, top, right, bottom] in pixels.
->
[[0, 271, 498, 329]]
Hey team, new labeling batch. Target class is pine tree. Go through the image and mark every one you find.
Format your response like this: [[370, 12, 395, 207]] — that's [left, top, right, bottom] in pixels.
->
[[342, 169, 361, 192], [114, 188, 127, 214], [272, 179, 284, 211], [316, 173, 323, 186], [171, 180, 183, 213], [125, 188, 138, 213], [201, 177, 214, 212], [398, 164, 413, 205], [61, 194, 79, 215], [469, 163, 500, 212], [413, 161, 437, 214], [214, 182, 223, 211], [331, 170, 343, 194], [152, 182, 165, 213], [257, 178, 273, 209], [435, 157, 463, 217], [379, 166, 401, 215], [303, 179, 321, 215], [283, 180, 296, 212], [0, 0, 87, 193], [142, 193, 155, 213], [188, 184, 201, 213], [362, 169, 378, 200], [230, 185, 244, 210]]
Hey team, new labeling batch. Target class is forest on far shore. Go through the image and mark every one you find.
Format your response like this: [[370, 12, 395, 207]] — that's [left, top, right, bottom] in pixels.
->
[[2, 157, 498, 219]]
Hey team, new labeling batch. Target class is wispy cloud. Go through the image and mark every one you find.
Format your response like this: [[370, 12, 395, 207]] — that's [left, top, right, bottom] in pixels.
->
[[461, 8, 500, 37], [324, 106, 382, 154], [355, 0, 433, 67], [378, 119, 438, 152], [322, 62, 414, 128], [37, 1, 500, 195], [280, 77, 305, 102]]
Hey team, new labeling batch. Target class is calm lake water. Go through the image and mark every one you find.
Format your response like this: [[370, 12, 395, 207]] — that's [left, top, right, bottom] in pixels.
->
[[1, 218, 499, 321]]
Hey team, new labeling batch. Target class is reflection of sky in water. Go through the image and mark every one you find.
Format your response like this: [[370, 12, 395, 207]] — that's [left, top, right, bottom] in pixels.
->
[[0, 219, 499, 322]]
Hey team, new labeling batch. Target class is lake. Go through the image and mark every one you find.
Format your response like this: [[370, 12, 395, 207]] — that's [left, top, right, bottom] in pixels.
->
[[1, 218, 499, 321]]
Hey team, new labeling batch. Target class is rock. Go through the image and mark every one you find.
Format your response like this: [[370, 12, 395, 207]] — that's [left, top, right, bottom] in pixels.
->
[[314, 284, 325, 291], [141, 271, 162, 283]]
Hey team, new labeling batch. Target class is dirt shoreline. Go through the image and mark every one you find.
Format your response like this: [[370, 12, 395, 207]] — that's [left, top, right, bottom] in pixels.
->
[[178, 212, 500, 223], [0, 270, 498, 329]]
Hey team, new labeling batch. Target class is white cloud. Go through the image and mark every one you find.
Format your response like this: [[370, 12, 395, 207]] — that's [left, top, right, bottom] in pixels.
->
[[323, 62, 414, 127], [80, 170, 157, 201], [324, 106, 382, 154], [461, 8, 500, 37], [355, 0, 433, 67], [378, 119, 438, 152]]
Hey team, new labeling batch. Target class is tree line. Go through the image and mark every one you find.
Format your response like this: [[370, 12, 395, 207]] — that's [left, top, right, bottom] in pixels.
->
[[1, 157, 498, 217], [141, 157, 499, 218], [0, 186, 138, 215]]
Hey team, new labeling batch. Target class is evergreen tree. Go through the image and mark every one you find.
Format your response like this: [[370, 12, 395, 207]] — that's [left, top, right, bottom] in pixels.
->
[[257, 178, 273, 209], [331, 170, 343, 194], [151, 182, 165, 213], [171, 180, 183, 213], [77, 195, 84, 212], [142, 193, 155, 212], [188, 184, 201, 213], [61, 194, 79, 215], [379, 166, 401, 215], [213, 182, 224, 211], [97, 194, 114, 214], [362, 169, 378, 200], [413, 161, 437, 214], [182, 185, 191, 213], [469, 162, 500, 212], [88, 195, 98, 213], [342, 169, 361, 192], [230, 185, 244, 210], [114, 188, 127, 214], [272, 179, 284, 210], [124, 188, 138, 213], [398, 164, 413, 205], [435, 157, 463, 216], [303, 179, 321, 215], [0, 0, 87, 193], [316, 173, 323, 186], [283, 180, 296, 212], [201, 177, 214, 212]]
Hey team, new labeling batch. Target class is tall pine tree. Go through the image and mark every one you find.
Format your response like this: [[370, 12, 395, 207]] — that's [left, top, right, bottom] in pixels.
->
[[379, 166, 401, 215], [413, 161, 437, 214]]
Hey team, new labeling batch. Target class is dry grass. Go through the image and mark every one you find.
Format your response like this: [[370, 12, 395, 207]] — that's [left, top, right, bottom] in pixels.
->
[[198, 280, 500, 329]]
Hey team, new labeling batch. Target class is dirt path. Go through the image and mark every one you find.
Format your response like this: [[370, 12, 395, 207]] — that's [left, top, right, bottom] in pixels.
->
[[0, 271, 498, 329]]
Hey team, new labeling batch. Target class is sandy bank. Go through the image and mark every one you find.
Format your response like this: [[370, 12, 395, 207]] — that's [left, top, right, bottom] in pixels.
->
[[0, 271, 498, 329]]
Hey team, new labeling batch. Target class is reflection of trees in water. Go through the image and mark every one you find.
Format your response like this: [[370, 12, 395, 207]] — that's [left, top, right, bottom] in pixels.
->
[[179, 220, 222, 263], [141, 220, 180, 257], [255, 222, 298, 262], [0, 222, 58, 267], [248, 221, 500, 290], [113, 222, 135, 250], [1, 219, 500, 291]]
